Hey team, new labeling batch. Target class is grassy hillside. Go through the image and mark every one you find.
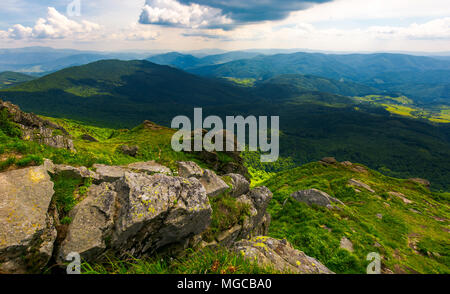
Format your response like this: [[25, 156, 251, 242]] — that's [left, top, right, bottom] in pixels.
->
[[260, 161, 449, 274], [0, 112, 232, 176], [0, 71, 35, 89], [0, 60, 257, 126]]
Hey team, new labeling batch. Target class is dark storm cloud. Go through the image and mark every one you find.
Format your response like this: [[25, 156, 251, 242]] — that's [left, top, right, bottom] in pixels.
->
[[177, 0, 334, 23]]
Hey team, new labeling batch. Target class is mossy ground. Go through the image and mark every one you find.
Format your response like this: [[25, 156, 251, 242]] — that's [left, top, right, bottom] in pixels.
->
[[261, 162, 450, 274], [354, 95, 450, 123]]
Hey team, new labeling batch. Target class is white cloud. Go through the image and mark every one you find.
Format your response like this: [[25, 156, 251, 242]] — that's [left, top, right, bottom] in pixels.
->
[[288, 0, 450, 23], [109, 23, 160, 41], [0, 7, 101, 40], [139, 0, 232, 29], [368, 18, 450, 40], [7, 24, 32, 39]]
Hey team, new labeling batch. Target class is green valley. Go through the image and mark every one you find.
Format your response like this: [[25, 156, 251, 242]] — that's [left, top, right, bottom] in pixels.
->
[[0, 60, 449, 190]]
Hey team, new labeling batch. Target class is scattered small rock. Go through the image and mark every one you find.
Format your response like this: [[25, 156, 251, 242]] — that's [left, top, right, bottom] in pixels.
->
[[348, 179, 375, 193], [340, 237, 354, 252], [388, 192, 413, 204], [319, 157, 338, 165], [351, 165, 368, 174], [118, 145, 139, 157], [291, 189, 344, 208], [81, 134, 98, 142], [408, 178, 431, 188]]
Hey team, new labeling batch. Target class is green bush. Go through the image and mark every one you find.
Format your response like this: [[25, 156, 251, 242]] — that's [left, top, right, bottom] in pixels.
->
[[0, 109, 21, 138], [16, 154, 44, 167]]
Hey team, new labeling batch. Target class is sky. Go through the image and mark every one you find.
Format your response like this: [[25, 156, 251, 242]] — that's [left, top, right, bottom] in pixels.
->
[[0, 0, 449, 53]]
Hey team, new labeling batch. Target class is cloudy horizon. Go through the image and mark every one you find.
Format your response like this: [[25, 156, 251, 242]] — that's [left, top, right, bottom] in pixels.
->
[[0, 0, 449, 53]]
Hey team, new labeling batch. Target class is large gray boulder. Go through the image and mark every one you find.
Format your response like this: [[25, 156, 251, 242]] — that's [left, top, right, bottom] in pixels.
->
[[0, 166, 57, 273], [58, 183, 117, 262], [291, 189, 344, 208], [199, 169, 230, 197], [234, 237, 334, 274], [58, 172, 212, 262], [178, 161, 204, 178]]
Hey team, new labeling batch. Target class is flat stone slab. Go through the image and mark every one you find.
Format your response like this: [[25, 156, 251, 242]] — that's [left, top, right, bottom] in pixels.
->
[[127, 161, 172, 175]]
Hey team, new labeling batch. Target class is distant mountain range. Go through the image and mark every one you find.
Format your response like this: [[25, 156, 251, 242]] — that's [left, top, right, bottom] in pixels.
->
[[0, 47, 150, 76], [1, 47, 449, 104], [187, 52, 450, 104], [1, 59, 449, 190], [146, 51, 262, 70]]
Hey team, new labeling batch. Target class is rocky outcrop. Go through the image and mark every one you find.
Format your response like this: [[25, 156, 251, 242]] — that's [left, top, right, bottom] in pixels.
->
[[0, 166, 57, 273], [58, 172, 212, 263], [0, 100, 75, 151], [199, 169, 230, 197], [225, 173, 250, 198], [234, 237, 334, 274], [291, 189, 344, 208], [0, 156, 275, 272]]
